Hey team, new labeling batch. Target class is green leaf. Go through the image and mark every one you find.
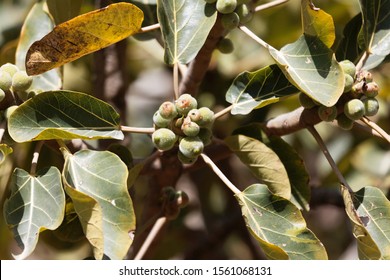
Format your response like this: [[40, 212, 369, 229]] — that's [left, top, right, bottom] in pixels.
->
[[62, 149, 136, 260], [7, 90, 124, 142], [26, 3, 144, 75], [236, 184, 327, 260], [301, 0, 335, 47], [0, 144, 13, 164], [359, 0, 390, 69], [3, 167, 65, 260], [225, 64, 299, 115], [225, 134, 291, 200], [157, 0, 217, 65], [341, 185, 390, 259], [46, 0, 83, 25], [335, 14, 363, 64], [15, 0, 62, 91], [269, 34, 344, 107], [233, 123, 310, 211]]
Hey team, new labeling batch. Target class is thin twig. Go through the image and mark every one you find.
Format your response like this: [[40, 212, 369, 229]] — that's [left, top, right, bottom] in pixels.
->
[[173, 63, 180, 99], [30, 141, 44, 176], [307, 126, 353, 193], [255, 0, 289, 12], [239, 25, 270, 49], [134, 216, 167, 260], [121, 126, 155, 134], [213, 104, 233, 120], [361, 117, 390, 144], [355, 51, 370, 72], [140, 23, 160, 33], [200, 153, 241, 195]]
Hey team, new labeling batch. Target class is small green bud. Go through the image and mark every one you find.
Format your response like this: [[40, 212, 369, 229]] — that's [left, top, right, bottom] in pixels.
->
[[344, 74, 354, 93], [217, 37, 234, 54], [153, 111, 171, 128], [178, 150, 198, 164], [12, 71, 33, 92], [152, 128, 177, 151], [339, 60, 356, 78], [337, 113, 354, 130], [363, 97, 379, 116], [181, 117, 200, 137], [179, 136, 204, 158], [0, 70, 12, 91], [236, 4, 253, 23], [0, 88, 6, 102], [159, 101, 178, 120], [0, 63, 19, 77], [187, 108, 202, 122], [344, 99, 365, 121], [221, 13, 240, 30], [175, 93, 198, 115], [216, 0, 237, 14], [318, 105, 337, 122], [298, 92, 316, 109], [197, 107, 215, 127]]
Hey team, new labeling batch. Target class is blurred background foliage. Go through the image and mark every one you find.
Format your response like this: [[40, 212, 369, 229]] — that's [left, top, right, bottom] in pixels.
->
[[0, 0, 389, 260]]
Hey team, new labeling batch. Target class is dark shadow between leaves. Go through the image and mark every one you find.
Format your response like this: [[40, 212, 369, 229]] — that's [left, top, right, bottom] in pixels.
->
[[304, 34, 332, 79]]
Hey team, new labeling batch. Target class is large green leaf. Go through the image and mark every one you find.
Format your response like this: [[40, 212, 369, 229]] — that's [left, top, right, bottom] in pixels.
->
[[62, 149, 135, 260], [7, 90, 124, 142], [225, 134, 291, 200], [225, 64, 299, 115], [3, 167, 65, 260], [301, 0, 335, 47], [359, 0, 390, 69], [15, 0, 62, 91], [335, 14, 363, 64], [233, 123, 310, 211], [236, 184, 327, 260], [268, 34, 344, 107], [157, 0, 217, 65], [341, 185, 390, 259]]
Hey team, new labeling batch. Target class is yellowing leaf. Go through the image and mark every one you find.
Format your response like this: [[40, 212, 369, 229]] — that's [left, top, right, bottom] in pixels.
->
[[26, 2, 144, 75], [301, 0, 335, 48]]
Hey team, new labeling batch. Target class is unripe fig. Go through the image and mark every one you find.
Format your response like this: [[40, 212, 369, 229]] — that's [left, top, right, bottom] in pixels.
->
[[152, 128, 177, 151], [0, 70, 12, 91], [153, 111, 170, 128], [4, 105, 18, 120], [178, 150, 198, 164], [363, 97, 379, 116], [236, 4, 253, 23], [175, 93, 198, 115], [0, 63, 19, 77], [197, 107, 215, 127], [298, 92, 316, 109], [221, 12, 240, 30], [216, 0, 237, 14], [0, 88, 5, 102], [364, 82, 379, 98], [198, 127, 213, 146], [179, 136, 204, 158], [12, 71, 33, 92], [336, 113, 354, 130], [339, 60, 356, 78], [159, 101, 178, 120], [187, 108, 202, 122], [344, 99, 365, 120], [318, 105, 337, 122], [217, 37, 234, 54], [344, 74, 354, 93], [181, 117, 200, 137]]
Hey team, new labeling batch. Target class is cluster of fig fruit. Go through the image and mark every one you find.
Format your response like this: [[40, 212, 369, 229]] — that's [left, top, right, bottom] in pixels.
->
[[205, 0, 255, 54], [299, 59, 380, 130], [152, 93, 214, 164], [0, 63, 34, 119]]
